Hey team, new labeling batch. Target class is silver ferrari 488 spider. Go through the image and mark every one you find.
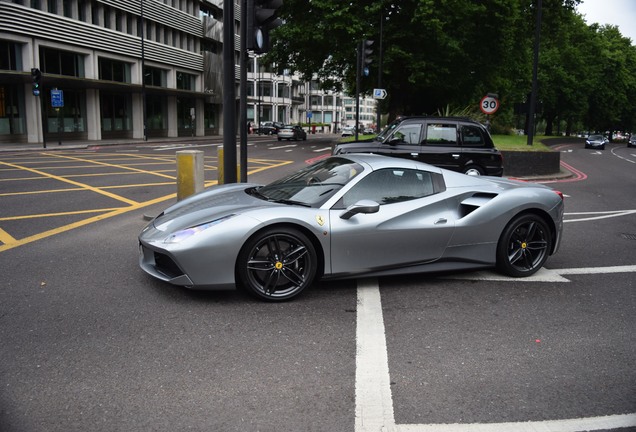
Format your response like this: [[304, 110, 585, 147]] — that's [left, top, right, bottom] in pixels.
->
[[139, 154, 564, 301]]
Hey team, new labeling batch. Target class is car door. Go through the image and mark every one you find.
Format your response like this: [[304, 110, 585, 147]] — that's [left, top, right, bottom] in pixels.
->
[[419, 120, 461, 171], [327, 168, 455, 275]]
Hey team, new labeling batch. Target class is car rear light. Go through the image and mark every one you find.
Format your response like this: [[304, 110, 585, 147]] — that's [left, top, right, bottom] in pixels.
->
[[554, 190, 564, 200]]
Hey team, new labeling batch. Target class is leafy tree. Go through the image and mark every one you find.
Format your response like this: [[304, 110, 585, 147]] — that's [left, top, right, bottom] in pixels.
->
[[267, 0, 636, 133]]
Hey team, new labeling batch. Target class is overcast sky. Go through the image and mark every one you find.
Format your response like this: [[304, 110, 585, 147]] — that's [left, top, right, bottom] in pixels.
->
[[576, 0, 636, 44]]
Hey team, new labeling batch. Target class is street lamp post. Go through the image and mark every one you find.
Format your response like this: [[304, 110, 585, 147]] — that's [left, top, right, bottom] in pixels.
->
[[141, 0, 147, 141]]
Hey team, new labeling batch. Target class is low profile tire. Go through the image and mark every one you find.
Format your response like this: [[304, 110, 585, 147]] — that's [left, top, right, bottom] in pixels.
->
[[237, 227, 317, 301], [496, 214, 552, 277], [463, 165, 484, 176]]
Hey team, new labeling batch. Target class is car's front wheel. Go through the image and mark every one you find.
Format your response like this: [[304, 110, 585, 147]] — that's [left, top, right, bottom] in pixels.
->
[[237, 227, 317, 301], [496, 214, 551, 277]]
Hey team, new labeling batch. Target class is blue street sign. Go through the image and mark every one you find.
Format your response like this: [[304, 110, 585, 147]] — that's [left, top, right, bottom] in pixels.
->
[[51, 89, 64, 108]]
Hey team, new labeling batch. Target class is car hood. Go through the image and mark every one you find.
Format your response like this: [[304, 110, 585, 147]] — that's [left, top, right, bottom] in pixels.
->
[[151, 183, 269, 232]]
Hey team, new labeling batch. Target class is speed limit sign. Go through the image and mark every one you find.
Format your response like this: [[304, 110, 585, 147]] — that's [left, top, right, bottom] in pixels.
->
[[480, 95, 500, 115]]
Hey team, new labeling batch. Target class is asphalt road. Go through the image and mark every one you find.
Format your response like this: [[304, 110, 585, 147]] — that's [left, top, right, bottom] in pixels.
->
[[0, 136, 634, 432]]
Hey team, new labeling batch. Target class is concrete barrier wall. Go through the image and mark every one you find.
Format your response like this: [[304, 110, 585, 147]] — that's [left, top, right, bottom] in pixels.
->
[[501, 150, 561, 177]]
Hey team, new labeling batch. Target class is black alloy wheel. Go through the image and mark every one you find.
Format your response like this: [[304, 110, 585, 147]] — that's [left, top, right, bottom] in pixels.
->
[[237, 227, 317, 301], [496, 214, 552, 277]]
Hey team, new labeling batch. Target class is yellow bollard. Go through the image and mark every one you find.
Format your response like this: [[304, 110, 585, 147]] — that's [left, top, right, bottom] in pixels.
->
[[217, 147, 224, 185], [176, 150, 204, 200], [216, 147, 240, 185]]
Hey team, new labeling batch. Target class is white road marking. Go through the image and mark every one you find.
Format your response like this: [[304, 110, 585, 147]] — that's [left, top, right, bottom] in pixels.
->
[[269, 144, 297, 150], [151, 144, 221, 151], [356, 278, 397, 432], [313, 147, 333, 152], [565, 209, 636, 222], [395, 414, 636, 432], [442, 265, 636, 283], [610, 146, 636, 163], [356, 268, 636, 432]]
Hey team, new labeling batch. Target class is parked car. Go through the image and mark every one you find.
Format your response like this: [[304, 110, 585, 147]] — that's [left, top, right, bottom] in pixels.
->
[[585, 134, 608, 150], [341, 126, 355, 137], [278, 125, 307, 141], [628, 134, 636, 148], [333, 116, 503, 176], [363, 127, 375, 135], [257, 121, 284, 135], [139, 154, 564, 301]]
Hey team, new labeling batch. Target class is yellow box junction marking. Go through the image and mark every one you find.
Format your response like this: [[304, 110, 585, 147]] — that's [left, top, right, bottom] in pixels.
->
[[0, 153, 293, 252]]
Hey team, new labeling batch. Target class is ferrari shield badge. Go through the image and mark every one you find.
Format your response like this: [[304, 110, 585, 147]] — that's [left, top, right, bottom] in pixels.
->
[[315, 215, 325, 226]]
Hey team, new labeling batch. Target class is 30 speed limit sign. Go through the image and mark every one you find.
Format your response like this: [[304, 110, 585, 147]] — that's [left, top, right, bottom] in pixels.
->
[[480, 95, 499, 115]]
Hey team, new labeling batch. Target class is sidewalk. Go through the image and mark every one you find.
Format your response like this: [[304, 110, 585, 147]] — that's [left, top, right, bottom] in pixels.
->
[[0, 136, 224, 153]]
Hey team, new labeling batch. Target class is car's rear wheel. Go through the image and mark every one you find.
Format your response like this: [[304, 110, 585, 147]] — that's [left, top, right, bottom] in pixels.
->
[[496, 214, 551, 277], [463, 165, 484, 176], [237, 227, 317, 301]]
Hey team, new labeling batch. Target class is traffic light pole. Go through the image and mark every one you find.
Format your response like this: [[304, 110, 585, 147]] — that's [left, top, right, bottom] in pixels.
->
[[223, 0, 237, 184], [355, 41, 361, 141], [239, 0, 248, 183]]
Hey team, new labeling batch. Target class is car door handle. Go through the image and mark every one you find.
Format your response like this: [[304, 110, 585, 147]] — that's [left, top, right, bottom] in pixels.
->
[[451, 154, 460, 159], [435, 218, 447, 225]]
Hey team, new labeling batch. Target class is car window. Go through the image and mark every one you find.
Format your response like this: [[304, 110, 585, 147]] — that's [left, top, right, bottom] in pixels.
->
[[461, 125, 486, 146], [425, 123, 457, 146], [338, 168, 436, 208], [388, 124, 422, 145]]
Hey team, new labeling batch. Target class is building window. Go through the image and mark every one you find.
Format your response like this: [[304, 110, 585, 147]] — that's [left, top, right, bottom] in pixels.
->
[[99, 58, 131, 83], [0, 85, 26, 136], [0, 40, 22, 71], [100, 93, 132, 133], [144, 66, 167, 87], [39, 47, 84, 77], [63, 0, 73, 18], [176, 71, 196, 90], [177, 97, 195, 132], [30, 0, 41, 10], [116, 10, 123, 32], [146, 95, 167, 131], [78, 3, 86, 21], [92, 5, 100, 25], [104, 6, 111, 29]]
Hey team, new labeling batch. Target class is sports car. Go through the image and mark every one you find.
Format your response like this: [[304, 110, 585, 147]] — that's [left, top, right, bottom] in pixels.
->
[[139, 154, 564, 301]]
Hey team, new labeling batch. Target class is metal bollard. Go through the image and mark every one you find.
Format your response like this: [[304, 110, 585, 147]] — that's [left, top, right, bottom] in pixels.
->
[[176, 150, 204, 201], [216, 147, 240, 185]]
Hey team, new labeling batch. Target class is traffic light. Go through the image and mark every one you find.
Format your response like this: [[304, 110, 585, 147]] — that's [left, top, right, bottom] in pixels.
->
[[31, 68, 42, 96], [360, 39, 374, 76], [246, 0, 283, 54]]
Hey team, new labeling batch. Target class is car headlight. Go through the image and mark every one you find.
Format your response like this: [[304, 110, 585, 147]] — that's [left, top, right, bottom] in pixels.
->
[[164, 214, 236, 244]]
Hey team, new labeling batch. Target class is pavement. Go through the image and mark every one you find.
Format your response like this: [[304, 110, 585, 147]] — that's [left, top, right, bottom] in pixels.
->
[[0, 136, 227, 153]]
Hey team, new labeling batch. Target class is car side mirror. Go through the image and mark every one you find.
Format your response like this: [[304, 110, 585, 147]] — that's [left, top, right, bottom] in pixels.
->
[[340, 200, 380, 220]]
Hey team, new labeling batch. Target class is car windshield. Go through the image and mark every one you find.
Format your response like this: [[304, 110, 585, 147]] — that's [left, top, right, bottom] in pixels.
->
[[254, 157, 364, 207], [589, 135, 603, 140]]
